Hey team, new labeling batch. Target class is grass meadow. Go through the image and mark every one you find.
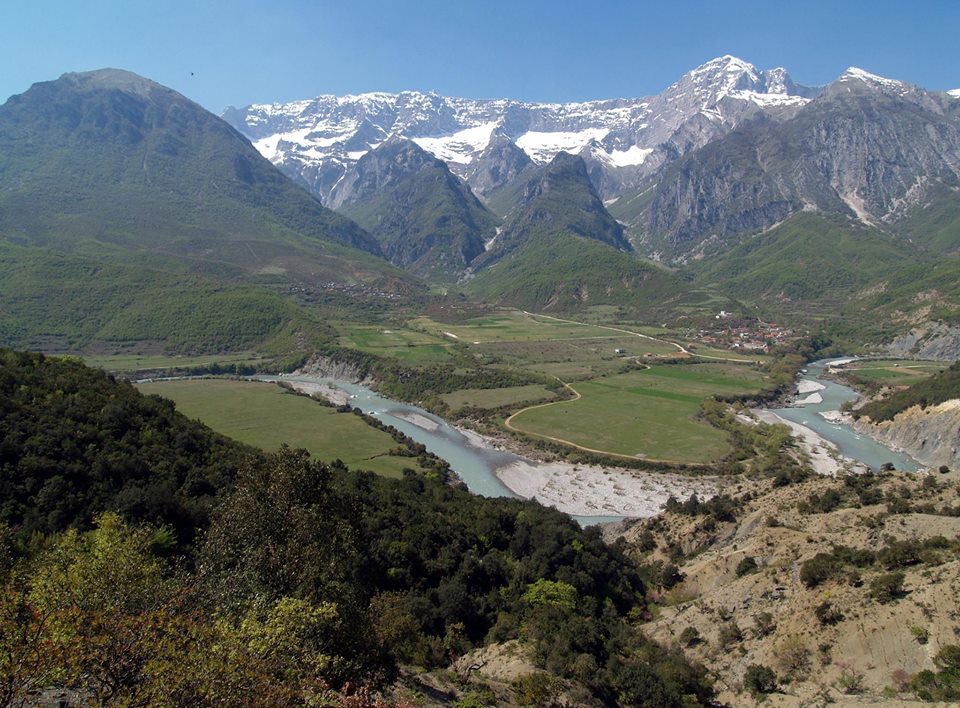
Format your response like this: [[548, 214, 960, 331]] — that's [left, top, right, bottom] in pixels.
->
[[136, 379, 421, 478]]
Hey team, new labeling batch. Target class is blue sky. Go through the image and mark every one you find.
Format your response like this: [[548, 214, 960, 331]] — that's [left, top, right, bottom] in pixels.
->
[[2, 0, 958, 112]]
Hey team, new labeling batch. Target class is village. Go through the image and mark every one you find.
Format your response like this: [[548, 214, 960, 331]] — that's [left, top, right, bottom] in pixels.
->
[[684, 311, 798, 353]]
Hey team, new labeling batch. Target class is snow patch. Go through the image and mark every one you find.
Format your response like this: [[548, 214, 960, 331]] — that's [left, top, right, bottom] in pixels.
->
[[516, 128, 610, 163], [949, 89, 960, 98], [603, 145, 654, 167], [413, 122, 498, 164], [729, 90, 810, 107]]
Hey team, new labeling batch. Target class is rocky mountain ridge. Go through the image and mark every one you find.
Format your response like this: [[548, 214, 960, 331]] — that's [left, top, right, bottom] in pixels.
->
[[222, 56, 819, 202], [624, 67, 960, 260]]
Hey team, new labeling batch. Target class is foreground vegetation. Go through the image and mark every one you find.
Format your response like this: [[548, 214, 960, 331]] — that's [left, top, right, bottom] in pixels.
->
[[0, 350, 713, 705]]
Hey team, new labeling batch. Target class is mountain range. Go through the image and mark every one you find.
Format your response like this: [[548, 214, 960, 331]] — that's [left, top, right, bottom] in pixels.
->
[[223, 56, 822, 203], [1, 58, 959, 355]]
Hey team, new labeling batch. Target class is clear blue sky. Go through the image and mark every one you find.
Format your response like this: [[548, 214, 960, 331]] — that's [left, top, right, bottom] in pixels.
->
[[2, 0, 958, 112]]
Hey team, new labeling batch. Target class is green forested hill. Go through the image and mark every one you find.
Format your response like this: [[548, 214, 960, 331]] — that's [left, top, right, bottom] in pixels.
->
[[0, 349, 254, 542], [691, 212, 960, 342], [0, 69, 416, 289], [467, 152, 685, 311], [467, 232, 686, 312]]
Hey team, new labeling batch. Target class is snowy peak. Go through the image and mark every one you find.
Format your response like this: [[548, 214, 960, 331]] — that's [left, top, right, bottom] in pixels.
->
[[684, 55, 763, 94], [949, 89, 960, 98], [837, 67, 908, 93], [663, 55, 816, 114]]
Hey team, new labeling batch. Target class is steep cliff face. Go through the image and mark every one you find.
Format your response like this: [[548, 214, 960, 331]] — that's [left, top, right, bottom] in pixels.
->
[[853, 399, 960, 468], [630, 69, 960, 259], [883, 323, 960, 361]]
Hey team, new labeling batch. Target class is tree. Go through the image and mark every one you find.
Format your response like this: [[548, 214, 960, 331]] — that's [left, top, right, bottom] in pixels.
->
[[199, 446, 362, 607]]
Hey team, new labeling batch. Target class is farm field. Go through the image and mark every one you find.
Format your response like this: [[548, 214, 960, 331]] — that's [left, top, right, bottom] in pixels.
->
[[136, 379, 421, 478], [506, 363, 767, 463], [410, 310, 613, 343], [841, 360, 946, 386], [440, 384, 558, 410], [474, 336, 677, 379], [334, 322, 454, 365], [83, 351, 268, 372]]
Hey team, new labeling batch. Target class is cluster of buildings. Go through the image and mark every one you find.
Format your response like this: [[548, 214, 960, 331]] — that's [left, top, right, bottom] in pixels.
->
[[285, 281, 406, 302], [689, 314, 796, 353]]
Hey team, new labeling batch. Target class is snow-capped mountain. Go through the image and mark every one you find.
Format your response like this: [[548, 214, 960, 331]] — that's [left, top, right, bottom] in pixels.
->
[[222, 56, 820, 202]]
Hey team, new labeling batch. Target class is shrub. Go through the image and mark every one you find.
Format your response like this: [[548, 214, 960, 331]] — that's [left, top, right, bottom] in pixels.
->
[[836, 663, 866, 694], [868, 572, 906, 604], [679, 626, 701, 648], [735, 556, 759, 577], [512, 673, 563, 706], [754, 611, 776, 637], [815, 601, 844, 626], [743, 664, 778, 696], [717, 622, 743, 649], [659, 563, 684, 589], [800, 553, 841, 588], [774, 636, 810, 679], [910, 644, 960, 701]]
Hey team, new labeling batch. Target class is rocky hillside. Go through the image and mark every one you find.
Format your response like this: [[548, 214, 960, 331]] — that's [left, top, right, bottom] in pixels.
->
[[611, 469, 960, 705], [849, 362, 960, 469], [853, 400, 960, 470], [625, 68, 960, 260], [330, 139, 498, 281]]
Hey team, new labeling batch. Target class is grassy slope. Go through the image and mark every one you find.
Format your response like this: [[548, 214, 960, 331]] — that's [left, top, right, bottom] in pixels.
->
[[136, 379, 422, 477], [691, 211, 960, 344], [692, 213, 909, 305], [0, 240, 331, 354], [466, 233, 687, 312]]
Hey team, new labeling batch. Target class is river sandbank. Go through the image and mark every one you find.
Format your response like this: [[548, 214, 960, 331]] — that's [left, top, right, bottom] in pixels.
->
[[392, 411, 441, 431], [751, 408, 868, 476], [457, 425, 721, 517], [282, 380, 349, 406]]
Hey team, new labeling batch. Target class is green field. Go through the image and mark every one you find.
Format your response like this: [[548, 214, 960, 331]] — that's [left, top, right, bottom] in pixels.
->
[[335, 322, 454, 365], [506, 364, 766, 463], [441, 384, 557, 410], [84, 352, 269, 372], [410, 311, 613, 343], [136, 379, 422, 477], [843, 360, 946, 386]]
